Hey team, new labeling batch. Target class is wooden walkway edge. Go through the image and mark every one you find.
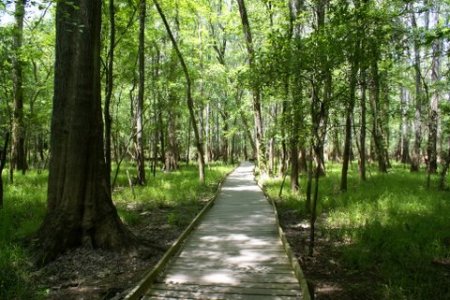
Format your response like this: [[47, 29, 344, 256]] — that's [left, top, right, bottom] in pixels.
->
[[124, 162, 311, 300]]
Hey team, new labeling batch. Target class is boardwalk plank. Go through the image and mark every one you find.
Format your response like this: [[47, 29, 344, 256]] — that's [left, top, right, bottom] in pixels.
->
[[151, 283, 301, 296], [147, 289, 300, 300]]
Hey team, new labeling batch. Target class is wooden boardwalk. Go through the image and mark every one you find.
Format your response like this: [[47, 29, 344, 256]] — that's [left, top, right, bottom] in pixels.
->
[[144, 162, 303, 299]]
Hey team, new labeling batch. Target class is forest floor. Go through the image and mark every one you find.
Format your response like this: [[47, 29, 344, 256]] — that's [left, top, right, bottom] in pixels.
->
[[278, 209, 382, 300], [33, 206, 186, 299]]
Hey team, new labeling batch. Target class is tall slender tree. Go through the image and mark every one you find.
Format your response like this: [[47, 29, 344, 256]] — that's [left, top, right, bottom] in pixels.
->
[[104, 0, 115, 187], [410, 3, 424, 172], [341, 3, 361, 191], [0, 133, 9, 209], [153, 0, 206, 183], [236, 0, 267, 173], [135, 0, 146, 185], [11, 0, 27, 176], [427, 5, 441, 174]]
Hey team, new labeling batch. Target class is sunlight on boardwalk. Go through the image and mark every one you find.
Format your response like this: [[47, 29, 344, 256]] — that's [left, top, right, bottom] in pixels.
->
[[145, 162, 302, 299]]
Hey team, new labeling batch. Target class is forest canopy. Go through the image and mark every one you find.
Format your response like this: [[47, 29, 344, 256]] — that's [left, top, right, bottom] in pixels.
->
[[0, 0, 449, 186]]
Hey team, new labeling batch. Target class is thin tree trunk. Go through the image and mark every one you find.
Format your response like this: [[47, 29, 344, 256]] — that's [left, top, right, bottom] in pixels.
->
[[0, 133, 9, 209], [220, 111, 229, 164], [427, 6, 441, 174], [341, 39, 359, 191], [236, 0, 266, 173], [369, 42, 388, 173], [165, 93, 179, 171], [279, 96, 288, 177], [236, 89, 257, 157], [11, 0, 27, 176], [205, 103, 212, 163], [158, 110, 165, 165], [135, 0, 146, 185], [186, 118, 191, 165], [359, 68, 367, 180], [306, 144, 313, 212], [400, 87, 411, 164], [438, 138, 450, 190], [290, 80, 302, 192], [411, 6, 423, 172], [309, 149, 321, 256], [268, 104, 277, 175], [104, 0, 115, 187], [153, 0, 205, 183]]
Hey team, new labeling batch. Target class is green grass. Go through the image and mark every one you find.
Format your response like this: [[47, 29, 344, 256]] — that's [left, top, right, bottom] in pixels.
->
[[0, 170, 47, 299], [113, 162, 234, 227], [264, 162, 450, 300], [0, 162, 235, 299]]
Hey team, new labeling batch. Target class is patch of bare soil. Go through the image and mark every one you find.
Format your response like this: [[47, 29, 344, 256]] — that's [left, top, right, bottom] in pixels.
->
[[32, 207, 187, 300], [277, 208, 383, 300]]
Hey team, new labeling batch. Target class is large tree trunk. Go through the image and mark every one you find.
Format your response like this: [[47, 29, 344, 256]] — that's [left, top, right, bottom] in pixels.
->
[[153, 0, 205, 183], [236, 0, 267, 173], [11, 0, 27, 176], [37, 0, 135, 264], [135, 0, 146, 185]]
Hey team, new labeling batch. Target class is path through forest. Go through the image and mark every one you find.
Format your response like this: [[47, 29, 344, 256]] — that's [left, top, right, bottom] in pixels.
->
[[141, 162, 303, 299]]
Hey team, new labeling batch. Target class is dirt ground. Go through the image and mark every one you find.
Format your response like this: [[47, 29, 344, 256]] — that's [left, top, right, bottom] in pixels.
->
[[33, 208, 185, 300]]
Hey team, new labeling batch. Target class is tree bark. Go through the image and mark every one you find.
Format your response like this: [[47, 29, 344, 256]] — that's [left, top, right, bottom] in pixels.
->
[[427, 6, 441, 174], [11, 0, 27, 175], [341, 38, 359, 191], [368, 40, 388, 173], [37, 0, 135, 264], [104, 0, 115, 187], [410, 5, 423, 172], [399, 86, 411, 164], [439, 138, 450, 190], [359, 68, 367, 180], [0, 133, 9, 209], [288, 0, 305, 191], [236, 0, 267, 173], [135, 0, 146, 185], [165, 91, 179, 171], [290, 79, 302, 192], [153, 0, 205, 183], [220, 110, 229, 164]]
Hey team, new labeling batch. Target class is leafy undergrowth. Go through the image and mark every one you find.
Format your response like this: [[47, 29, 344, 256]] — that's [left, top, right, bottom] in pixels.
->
[[0, 162, 235, 299], [264, 162, 450, 300]]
